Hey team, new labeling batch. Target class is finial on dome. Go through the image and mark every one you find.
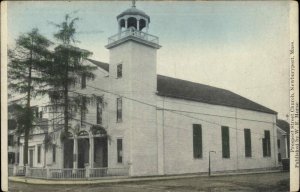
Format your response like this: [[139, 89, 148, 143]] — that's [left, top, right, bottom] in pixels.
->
[[132, 0, 136, 8]]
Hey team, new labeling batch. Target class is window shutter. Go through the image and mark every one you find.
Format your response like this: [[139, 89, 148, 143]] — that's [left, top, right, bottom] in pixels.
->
[[222, 126, 230, 158], [266, 131, 271, 156], [278, 153, 282, 162], [263, 130, 271, 157], [262, 138, 266, 157], [117, 139, 123, 163], [96, 97, 103, 124], [193, 124, 202, 158], [117, 64, 122, 78], [117, 98, 122, 122], [244, 129, 252, 157], [81, 97, 87, 126], [37, 145, 41, 163]]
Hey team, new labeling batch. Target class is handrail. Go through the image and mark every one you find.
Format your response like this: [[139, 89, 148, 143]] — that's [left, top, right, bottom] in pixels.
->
[[13, 166, 129, 179], [108, 29, 159, 45]]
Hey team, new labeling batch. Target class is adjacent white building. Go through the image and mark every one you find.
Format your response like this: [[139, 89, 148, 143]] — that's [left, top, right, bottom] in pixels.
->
[[15, 3, 287, 177]]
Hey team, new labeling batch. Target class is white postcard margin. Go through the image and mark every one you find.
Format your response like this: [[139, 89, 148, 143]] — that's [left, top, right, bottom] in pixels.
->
[[1, 1, 8, 192], [289, 1, 299, 192]]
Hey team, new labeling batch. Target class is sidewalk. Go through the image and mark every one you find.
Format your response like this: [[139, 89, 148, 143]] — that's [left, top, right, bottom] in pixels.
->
[[9, 169, 283, 185]]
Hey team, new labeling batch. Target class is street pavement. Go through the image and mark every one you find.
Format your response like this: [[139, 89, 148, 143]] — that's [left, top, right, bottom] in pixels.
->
[[8, 172, 289, 192]]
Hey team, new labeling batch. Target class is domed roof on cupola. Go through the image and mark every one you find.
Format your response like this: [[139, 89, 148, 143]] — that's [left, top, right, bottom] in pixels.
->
[[117, 7, 150, 21], [117, 1, 150, 22]]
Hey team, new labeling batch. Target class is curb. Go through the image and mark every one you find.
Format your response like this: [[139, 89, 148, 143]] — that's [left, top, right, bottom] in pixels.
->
[[8, 170, 283, 185]]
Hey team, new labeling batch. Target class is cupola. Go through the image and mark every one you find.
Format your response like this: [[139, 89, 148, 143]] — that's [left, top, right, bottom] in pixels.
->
[[106, 0, 160, 49], [117, 0, 150, 33]]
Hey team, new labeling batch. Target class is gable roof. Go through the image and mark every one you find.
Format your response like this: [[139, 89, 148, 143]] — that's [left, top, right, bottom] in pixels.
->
[[87, 58, 109, 72], [276, 119, 290, 133], [157, 75, 277, 114], [88, 59, 277, 115]]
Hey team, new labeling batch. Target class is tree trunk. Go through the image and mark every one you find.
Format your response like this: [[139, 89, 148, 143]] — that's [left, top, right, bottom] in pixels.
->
[[23, 38, 33, 165], [23, 58, 32, 166], [63, 50, 69, 134], [23, 126, 30, 165], [64, 84, 69, 133]]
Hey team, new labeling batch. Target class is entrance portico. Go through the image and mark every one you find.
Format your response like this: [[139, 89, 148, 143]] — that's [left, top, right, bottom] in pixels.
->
[[63, 127, 108, 169]]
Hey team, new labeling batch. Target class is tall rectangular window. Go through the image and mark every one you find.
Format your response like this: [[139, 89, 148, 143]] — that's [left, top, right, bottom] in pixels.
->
[[117, 98, 122, 122], [277, 139, 280, 149], [8, 152, 15, 164], [96, 97, 103, 124], [117, 64, 122, 78], [244, 129, 252, 157], [8, 135, 14, 146], [193, 124, 202, 158], [17, 152, 19, 164], [81, 74, 86, 89], [31, 106, 39, 118], [37, 145, 41, 163], [278, 153, 282, 162], [53, 145, 56, 163], [39, 111, 43, 118], [117, 139, 123, 163], [263, 130, 271, 157], [81, 97, 87, 126], [221, 126, 230, 158]]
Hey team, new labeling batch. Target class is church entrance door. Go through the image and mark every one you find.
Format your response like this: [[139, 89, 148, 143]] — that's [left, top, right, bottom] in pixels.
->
[[78, 138, 89, 168]]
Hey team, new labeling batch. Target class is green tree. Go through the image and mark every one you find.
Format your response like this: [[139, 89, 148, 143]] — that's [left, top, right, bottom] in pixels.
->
[[47, 14, 96, 139], [8, 28, 52, 165]]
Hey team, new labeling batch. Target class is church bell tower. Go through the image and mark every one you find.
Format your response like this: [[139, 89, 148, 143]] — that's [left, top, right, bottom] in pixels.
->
[[105, 0, 161, 99], [106, 1, 161, 176]]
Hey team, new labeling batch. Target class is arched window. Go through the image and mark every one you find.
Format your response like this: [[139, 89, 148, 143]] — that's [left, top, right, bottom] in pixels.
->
[[91, 125, 107, 137], [140, 19, 146, 30], [66, 132, 73, 138], [120, 19, 125, 28], [127, 17, 137, 29], [78, 130, 89, 137]]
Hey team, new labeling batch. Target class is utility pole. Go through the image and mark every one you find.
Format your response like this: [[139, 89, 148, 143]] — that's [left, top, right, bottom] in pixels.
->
[[209, 151, 216, 176]]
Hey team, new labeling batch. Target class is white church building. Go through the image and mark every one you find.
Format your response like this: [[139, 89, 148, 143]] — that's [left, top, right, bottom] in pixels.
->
[[15, 3, 288, 178]]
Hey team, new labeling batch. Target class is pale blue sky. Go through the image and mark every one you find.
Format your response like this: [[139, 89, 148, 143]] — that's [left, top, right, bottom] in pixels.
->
[[7, 1, 291, 119]]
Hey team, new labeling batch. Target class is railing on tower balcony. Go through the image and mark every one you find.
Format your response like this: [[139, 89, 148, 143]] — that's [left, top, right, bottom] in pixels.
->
[[108, 28, 159, 45]]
